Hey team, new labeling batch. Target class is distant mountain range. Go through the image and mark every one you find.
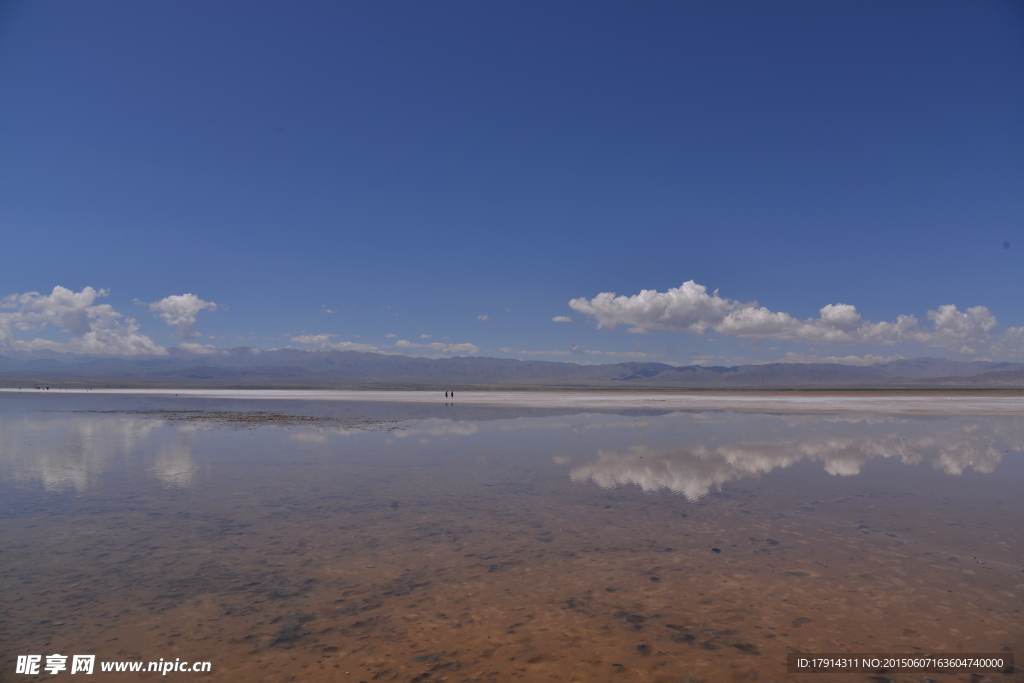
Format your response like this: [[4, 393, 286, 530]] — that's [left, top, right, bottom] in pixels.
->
[[1, 348, 1022, 389]]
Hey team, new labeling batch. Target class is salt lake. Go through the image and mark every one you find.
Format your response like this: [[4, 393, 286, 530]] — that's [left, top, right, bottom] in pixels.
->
[[2, 390, 1022, 682]]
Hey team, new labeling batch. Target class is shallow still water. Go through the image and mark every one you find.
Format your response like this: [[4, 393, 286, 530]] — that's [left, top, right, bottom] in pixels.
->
[[1, 392, 1023, 683]]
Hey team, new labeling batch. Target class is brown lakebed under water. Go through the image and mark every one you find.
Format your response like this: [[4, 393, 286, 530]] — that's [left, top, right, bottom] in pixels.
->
[[1, 391, 1022, 683]]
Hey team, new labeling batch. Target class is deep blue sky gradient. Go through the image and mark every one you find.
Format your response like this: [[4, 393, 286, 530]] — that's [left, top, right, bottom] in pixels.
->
[[1, 1, 1022, 363]]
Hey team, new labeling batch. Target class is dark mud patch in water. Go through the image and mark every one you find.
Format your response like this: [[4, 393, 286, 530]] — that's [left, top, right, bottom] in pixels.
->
[[67, 409, 408, 431]]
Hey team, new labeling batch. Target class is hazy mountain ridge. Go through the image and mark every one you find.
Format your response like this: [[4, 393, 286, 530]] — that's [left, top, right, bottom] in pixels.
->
[[0, 349, 1021, 388]]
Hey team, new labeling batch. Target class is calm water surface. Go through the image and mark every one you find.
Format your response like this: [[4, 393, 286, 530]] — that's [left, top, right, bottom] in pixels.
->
[[1, 392, 1022, 683]]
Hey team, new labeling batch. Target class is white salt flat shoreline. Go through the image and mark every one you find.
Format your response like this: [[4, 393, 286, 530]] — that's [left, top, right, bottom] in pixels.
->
[[3, 388, 1023, 415]]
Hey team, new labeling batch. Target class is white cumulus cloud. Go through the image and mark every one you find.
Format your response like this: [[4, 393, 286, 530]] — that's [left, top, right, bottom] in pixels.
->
[[143, 293, 218, 339], [570, 344, 655, 358], [177, 342, 221, 355], [326, 341, 378, 351], [497, 345, 655, 358], [0, 286, 165, 355], [551, 316, 572, 322], [499, 347, 571, 355], [569, 281, 735, 334], [291, 334, 335, 345], [289, 334, 377, 352], [989, 326, 1024, 358], [477, 314, 489, 321], [775, 352, 906, 366], [919, 304, 998, 356], [569, 280, 1020, 357], [394, 339, 480, 355]]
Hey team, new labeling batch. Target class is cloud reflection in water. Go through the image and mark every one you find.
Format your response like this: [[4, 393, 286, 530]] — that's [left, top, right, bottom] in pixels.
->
[[0, 414, 195, 492], [570, 426, 1023, 500], [0, 415, 166, 492]]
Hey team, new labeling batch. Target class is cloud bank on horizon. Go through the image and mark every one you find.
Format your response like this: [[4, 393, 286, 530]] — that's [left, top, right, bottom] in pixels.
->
[[394, 339, 481, 355], [569, 280, 1023, 359], [288, 334, 378, 353], [1, 283, 1023, 362], [0, 285, 483, 359]]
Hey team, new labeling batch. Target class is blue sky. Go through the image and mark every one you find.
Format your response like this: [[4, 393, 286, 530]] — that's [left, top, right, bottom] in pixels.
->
[[1, 1, 1022, 365]]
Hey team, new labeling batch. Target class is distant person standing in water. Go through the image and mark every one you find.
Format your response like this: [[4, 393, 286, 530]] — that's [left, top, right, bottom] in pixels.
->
[[445, 391, 448, 398]]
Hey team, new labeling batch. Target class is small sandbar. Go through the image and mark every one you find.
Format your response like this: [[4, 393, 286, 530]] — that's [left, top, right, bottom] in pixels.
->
[[9, 387, 1024, 414]]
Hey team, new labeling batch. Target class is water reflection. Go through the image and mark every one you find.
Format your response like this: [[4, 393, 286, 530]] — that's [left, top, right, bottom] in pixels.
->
[[570, 422, 1024, 499], [394, 422, 480, 437], [2, 405, 1022, 500], [0, 414, 166, 492], [2, 396, 1023, 682], [152, 431, 197, 487]]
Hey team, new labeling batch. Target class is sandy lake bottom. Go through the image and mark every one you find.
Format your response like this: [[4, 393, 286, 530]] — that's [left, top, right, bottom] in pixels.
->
[[1, 391, 1022, 683]]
